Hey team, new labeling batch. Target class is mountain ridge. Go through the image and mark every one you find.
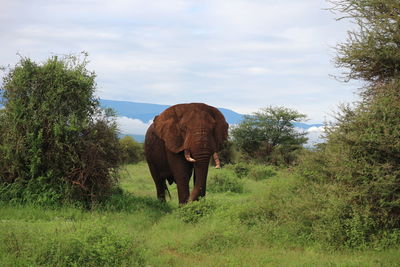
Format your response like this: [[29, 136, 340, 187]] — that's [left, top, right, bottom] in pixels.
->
[[99, 99, 245, 124]]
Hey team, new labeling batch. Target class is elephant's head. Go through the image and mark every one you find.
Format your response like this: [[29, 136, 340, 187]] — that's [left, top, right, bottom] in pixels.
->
[[154, 103, 228, 162]]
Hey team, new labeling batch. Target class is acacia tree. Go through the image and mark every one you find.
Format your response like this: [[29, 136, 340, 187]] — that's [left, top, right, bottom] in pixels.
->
[[330, 0, 400, 87], [231, 106, 307, 164]]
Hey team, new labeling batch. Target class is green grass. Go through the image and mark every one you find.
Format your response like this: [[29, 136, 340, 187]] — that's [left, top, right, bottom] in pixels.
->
[[1, 163, 399, 266]]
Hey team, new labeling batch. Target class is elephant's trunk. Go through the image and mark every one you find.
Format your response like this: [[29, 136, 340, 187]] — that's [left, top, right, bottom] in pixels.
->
[[189, 161, 210, 202]]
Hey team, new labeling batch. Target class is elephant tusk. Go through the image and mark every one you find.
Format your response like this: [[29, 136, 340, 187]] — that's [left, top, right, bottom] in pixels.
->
[[184, 150, 196, 162], [213, 152, 221, 169]]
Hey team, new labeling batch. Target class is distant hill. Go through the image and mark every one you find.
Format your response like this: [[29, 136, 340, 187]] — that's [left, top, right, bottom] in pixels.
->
[[99, 99, 244, 124], [1, 96, 324, 143]]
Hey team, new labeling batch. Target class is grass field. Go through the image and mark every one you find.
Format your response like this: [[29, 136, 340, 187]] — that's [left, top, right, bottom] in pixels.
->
[[1, 162, 399, 266]]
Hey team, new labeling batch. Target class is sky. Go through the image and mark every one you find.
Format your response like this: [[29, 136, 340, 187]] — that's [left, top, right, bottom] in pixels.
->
[[1, 0, 359, 125]]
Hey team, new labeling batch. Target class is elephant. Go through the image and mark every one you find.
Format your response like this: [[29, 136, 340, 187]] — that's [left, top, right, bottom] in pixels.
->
[[144, 103, 229, 204]]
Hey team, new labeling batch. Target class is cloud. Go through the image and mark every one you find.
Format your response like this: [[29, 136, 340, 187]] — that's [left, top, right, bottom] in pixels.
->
[[306, 126, 326, 146], [307, 126, 325, 133], [0, 0, 358, 123], [116, 117, 152, 135]]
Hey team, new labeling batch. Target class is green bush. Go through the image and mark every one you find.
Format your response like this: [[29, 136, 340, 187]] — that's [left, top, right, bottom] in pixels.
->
[[0, 55, 121, 206], [100, 189, 171, 215], [208, 170, 244, 193], [230, 162, 250, 178], [120, 135, 144, 164], [175, 199, 216, 223], [296, 82, 400, 248], [1, 222, 145, 267], [36, 226, 145, 266], [248, 165, 277, 181], [211, 140, 238, 166]]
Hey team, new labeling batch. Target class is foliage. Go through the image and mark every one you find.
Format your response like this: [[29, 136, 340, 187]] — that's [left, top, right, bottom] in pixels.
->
[[0, 211, 146, 266], [247, 165, 277, 181], [175, 198, 216, 223], [208, 169, 244, 193], [226, 162, 276, 181], [120, 135, 144, 164], [231, 106, 308, 165], [0, 55, 121, 206], [294, 0, 400, 247], [210, 140, 238, 166], [329, 0, 400, 87], [1, 163, 400, 266], [231, 162, 250, 178], [297, 82, 400, 247]]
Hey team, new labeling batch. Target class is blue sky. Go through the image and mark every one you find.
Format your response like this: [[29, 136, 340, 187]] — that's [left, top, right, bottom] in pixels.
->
[[1, 0, 358, 125]]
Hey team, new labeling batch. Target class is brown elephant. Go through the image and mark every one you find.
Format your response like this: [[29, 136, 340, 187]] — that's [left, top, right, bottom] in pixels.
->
[[144, 103, 229, 204]]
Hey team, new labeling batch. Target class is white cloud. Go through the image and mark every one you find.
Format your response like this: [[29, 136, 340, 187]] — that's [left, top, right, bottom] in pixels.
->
[[0, 0, 358, 123], [116, 117, 152, 135], [306, 126, 326, 146], [307, 126, 325, 133]]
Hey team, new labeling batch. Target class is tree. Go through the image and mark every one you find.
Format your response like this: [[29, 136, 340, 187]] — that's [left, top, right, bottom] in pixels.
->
[[0, 54, 121, 205], [231, 106, 308, 164], [120, 136, 144, 164], [330, 0, 400, 88], [296, 0, 400, 247]]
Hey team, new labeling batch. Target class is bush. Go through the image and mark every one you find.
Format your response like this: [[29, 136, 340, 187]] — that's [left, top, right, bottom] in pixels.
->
[[175, 199, 216, 223], [210, 140, 238, 166], [248, 165, 277, 181], [208, 170, 243, 193], [120, 135, 144, 164], [36, 225, 145, 266], [297, 82, 400, 248], [230, 162, 250, 178], [0, 55, 121, 206]]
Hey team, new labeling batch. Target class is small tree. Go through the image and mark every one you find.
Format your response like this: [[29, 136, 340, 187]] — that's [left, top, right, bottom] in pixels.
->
[[119, 135, 144, 164], [231, 106, 308, 164], [0, 54, 121, 205]]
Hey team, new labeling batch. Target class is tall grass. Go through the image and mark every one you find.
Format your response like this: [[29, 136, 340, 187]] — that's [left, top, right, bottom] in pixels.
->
[[1, 163, 399, 266]]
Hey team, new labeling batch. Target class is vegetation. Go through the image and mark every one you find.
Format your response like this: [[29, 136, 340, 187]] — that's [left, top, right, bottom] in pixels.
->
[[292, 0, 400, 248], [1, 163, 399, 266], [231, 106, 307, 165], [0, 55, 121, 206], [1, 1, 399, 265], [120, 135, 144, 164], [330, 0, 400, 86]]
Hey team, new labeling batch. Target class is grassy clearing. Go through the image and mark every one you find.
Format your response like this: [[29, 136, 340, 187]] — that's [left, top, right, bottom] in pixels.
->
[[1, 163, 399, 266]]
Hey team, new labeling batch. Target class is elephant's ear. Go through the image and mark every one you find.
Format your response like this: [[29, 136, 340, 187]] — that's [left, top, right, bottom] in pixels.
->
[[154, 106, 184, 153], [210, 106, 229, 151]]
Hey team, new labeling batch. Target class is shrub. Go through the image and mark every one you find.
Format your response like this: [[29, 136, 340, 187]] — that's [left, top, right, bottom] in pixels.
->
[[175, 199, 216, 223], [211, 140, 238, 166], [208, 170, 243, 193], [38, 225, 145, 266], [230, 162, 250, 178], [120, 135, 144, 164], [297, 82, 400, 248], [247, 165, 277, 181], [0, 54, 121, 206]]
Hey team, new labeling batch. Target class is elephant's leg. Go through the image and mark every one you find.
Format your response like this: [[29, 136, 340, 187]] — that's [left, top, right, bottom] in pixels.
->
[[147, 162, 167, 202], [176, 180, 190, 204], [167, 151, 192, 204]]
